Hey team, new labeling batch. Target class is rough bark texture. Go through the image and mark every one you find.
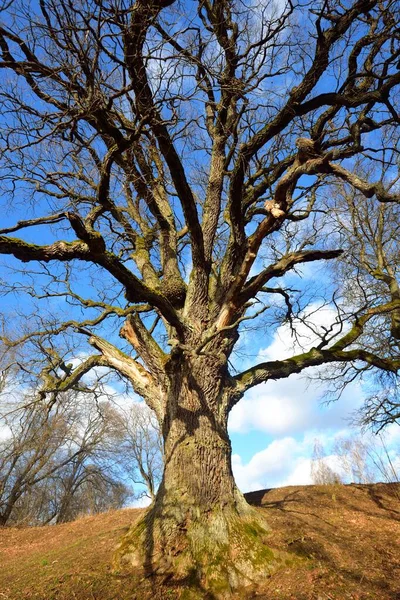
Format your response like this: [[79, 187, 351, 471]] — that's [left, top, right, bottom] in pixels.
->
[[114, 361, 284, 597]]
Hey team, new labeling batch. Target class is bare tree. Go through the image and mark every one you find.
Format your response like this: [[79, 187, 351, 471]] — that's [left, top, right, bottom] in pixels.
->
[[116, 403, 163, 502], [0, 394, 71, 526], [333, 436, 374, 484], [365, 435, 400, 491], [47, 398, 131, 524], [50, 462, 130, 524], [322, 178, 400, 430], [311, 439, 342, 485], [311, 434, 399, 486], [0, 0, 399, 592], [0, 390, 129, 526]]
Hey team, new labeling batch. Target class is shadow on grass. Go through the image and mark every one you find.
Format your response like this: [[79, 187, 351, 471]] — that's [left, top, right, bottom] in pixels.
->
[[247, 488, 338, 529], [246, 484, 400, 599]]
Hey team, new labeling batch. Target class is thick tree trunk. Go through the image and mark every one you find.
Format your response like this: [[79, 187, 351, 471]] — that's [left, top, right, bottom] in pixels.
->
[[114, 360, 284, 597]]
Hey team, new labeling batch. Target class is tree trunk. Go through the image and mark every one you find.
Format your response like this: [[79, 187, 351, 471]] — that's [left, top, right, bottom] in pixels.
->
[[114, 359, 284, 597]]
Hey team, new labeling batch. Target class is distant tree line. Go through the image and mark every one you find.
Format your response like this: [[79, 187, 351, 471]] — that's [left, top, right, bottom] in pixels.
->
[[0, 381, 162, 527]]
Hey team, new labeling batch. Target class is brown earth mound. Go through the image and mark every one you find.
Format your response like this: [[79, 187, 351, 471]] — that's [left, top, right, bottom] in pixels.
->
[[0, 482, 399, 599]]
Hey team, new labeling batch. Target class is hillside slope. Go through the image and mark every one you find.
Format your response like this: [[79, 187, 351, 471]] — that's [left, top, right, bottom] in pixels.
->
[[0, 483, 399, 599]]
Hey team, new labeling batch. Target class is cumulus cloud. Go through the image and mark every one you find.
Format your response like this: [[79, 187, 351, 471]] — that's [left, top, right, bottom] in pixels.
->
[[229, 370, 363, 437], [381, 423, 400, 447], [228, 303, 374, 491], [230, 302, 362, 437], [129, 496, 152, 509], [232, 428, 361, 492], [0, 423, 11, 441], [260, 303, 344, 361], [232, 435, 321, 492], [232, 422, 400, 493]]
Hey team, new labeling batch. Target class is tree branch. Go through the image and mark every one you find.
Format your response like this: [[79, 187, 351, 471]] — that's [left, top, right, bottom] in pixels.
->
[[0, 235, 184, 336], [233, 346, 400, 404], [233, 299, 400, 401]]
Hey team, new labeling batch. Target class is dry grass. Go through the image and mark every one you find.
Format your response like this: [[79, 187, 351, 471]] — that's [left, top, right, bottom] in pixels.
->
[[247, 482, 400, 599], [0, 483, 399, 599]]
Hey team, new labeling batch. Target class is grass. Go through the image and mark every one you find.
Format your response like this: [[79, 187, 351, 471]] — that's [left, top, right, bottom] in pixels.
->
[[0, 483, 399, 599]]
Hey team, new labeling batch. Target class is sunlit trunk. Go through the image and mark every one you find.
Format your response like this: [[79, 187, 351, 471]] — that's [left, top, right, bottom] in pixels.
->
[[115, 359, 282, 597]]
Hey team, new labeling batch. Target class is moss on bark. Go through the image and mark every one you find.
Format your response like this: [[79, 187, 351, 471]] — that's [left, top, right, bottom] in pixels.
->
[[114, 498, 289, 598]]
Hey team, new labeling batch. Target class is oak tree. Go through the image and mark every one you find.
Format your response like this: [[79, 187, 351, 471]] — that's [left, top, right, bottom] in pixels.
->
[[0, 0, 399, 594]]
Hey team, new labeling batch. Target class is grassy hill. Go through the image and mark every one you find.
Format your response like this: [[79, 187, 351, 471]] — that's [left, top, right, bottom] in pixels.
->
[[1, 483, 399, 599]]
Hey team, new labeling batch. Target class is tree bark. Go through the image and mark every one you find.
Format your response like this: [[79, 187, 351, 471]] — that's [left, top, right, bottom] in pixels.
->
[[114, 359, 283, 597]]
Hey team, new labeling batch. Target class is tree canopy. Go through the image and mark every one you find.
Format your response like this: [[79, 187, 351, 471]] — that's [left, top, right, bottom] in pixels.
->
[[0, 0, 399, 413]]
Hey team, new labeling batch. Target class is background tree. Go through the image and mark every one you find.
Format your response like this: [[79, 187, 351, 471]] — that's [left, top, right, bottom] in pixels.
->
[[0, 389, 130, 526], [0, 0, 399, 593], [328, 178, 400, 431], [44, 396, 130, 524], [311, 439, 342, 485], [311, 434, 399, 488], [115, 403, 163, 502]]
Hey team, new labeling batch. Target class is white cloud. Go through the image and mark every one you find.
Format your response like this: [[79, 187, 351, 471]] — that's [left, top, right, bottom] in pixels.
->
[[230, 302, 361, 437], [279, 457, 313, 486], [0, 423, 11, 441], [232, 435, 319, 492], [129, 496, 152, 509], [260, 303, 343, 361], [380, 423, 400, 447], [232, 425, 400, 494], [233, 437, 299, 491], [231, 428, 371, 492], [229, 374, 363, 437]]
